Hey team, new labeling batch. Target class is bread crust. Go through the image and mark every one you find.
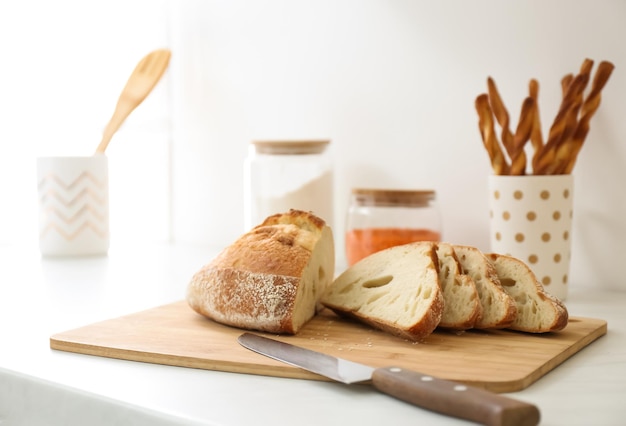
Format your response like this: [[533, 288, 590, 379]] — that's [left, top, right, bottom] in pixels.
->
[[187, 209, 334, 334], [332, 297, 444, 342], [208, 220, 314, 277], [188, 266, 301, 333]]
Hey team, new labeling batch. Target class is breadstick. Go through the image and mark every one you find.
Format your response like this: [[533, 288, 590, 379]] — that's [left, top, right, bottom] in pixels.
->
[[579, 58, 595, 79], [580, 60, 614, 118], [568, 59, 594, 131], [509, 97, 535, 175], [534, 73, 587, 174], [528, 79, 544, 172], [561, 74, 573, 98], [550, 75, 591, 173], [487, 77, 515, 161], [563, 60, 615, 173], [549, 59, 595, 174], [475, 94, 509, 175]]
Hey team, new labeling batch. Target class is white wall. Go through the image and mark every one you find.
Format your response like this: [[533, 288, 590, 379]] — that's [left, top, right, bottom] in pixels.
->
[[169, 0, 626, 292], [1, 1, 624, 294], [0, 0, 171, 247]]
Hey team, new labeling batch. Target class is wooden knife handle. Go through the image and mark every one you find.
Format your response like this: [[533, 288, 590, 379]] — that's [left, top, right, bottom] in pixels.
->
[[371, 367, 540, 426]]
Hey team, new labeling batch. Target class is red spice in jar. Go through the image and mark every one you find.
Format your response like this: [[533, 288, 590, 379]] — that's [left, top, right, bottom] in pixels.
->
[[346, 227, 441, 266]]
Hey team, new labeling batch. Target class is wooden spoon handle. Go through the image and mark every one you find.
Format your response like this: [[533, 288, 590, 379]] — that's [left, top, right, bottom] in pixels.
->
[[95, 100, 137, 154], [94, 49, 171, 154]]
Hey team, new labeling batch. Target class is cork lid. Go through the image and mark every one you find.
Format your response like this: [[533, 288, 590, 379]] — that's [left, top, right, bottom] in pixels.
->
[[351, 188, 436, 207], [252, 140, 330, 155]]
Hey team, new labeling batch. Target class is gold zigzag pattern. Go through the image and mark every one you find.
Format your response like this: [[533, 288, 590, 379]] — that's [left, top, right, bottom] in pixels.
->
[[38, 171, 108, 241], [37, 171, 106, 191], [40, 186, 107, 207], [40, 221, 108, 240], [44, 203, 106, 223]]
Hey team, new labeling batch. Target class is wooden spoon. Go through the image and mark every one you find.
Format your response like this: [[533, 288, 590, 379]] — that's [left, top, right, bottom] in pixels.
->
[[95, 48, 171, 154]]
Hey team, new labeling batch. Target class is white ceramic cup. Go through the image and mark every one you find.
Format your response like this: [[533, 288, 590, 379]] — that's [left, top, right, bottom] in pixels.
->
[[488, 174, 574, 301], [37, 155, 109, 256]]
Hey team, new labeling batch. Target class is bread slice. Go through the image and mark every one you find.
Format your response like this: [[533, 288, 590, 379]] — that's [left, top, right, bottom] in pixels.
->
[[486, 253, 569, 332], [321, 241, 443, 342], [436, 243, 483, 330], [452, 245, 517, 329], [186, 210, 335, 334]]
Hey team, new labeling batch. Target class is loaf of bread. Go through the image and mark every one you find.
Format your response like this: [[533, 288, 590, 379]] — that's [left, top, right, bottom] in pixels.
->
[[452, 245, 517, 329], [321, 241, 444, 342], [486, 253, 569, 332], [436, 243, 483, 330], [186, 210, 335, 334]]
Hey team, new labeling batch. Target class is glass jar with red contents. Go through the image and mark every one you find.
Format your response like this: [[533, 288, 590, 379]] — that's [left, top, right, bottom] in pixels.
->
[[345, 188, 442, 266]]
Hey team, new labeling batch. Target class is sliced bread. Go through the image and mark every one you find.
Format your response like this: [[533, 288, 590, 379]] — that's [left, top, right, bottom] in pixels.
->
[[486, 253, 569, 332], [453, 245, 517, 329], [436, 243, 483, 330], [321, 241, 443, 342]]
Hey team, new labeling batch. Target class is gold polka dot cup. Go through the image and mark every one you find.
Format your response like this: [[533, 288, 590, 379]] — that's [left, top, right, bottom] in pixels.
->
[[488, 174, 573, 301]]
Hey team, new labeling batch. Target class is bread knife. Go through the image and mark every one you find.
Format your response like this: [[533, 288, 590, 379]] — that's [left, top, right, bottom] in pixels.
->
[[238, 333, 539, 426]]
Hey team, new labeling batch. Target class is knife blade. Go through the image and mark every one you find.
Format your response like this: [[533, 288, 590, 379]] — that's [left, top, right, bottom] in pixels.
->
[[238, 333, 540, 426]]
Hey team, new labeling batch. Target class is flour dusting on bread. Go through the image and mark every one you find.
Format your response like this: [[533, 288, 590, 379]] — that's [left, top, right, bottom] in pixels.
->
[[187, 210, 334, 334]]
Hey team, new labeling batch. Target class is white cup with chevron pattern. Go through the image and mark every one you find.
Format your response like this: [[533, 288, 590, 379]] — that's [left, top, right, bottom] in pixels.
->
[[37, 155, 109, 256], [488, 174, 574, 301]]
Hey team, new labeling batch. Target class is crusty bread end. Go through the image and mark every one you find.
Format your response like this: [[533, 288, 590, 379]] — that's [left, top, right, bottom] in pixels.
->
[[187, 209, 334, 334]]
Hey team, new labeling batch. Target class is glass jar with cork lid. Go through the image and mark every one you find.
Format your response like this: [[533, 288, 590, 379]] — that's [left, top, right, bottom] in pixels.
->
[[244, 140, 333, 230], [345, 188, 441, 266]]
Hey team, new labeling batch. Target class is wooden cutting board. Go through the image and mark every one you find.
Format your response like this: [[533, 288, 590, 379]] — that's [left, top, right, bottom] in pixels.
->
[[50, 300, 606, 393]]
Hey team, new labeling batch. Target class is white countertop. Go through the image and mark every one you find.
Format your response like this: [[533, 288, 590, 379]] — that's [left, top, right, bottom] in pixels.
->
[[1, 242, 625, 426]]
